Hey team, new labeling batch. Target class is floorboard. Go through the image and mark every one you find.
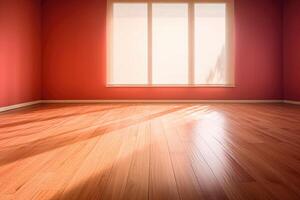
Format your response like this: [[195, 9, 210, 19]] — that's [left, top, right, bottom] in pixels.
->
[[0, 103, 299, 200]]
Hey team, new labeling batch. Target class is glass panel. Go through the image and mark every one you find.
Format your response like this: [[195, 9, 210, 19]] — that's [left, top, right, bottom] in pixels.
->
[[111, 3, 148, 84], [152, 3, 189, 85], [194, 3, 227, 85]]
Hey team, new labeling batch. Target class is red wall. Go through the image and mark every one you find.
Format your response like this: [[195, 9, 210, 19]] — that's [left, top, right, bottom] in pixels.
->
[[0, 0, 42, 107], [283, 0, 300, 101], [42, 0, 283, 100]]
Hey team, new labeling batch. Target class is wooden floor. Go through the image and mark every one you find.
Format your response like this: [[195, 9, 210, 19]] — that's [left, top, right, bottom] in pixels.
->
[[0, 103, 300, 200]]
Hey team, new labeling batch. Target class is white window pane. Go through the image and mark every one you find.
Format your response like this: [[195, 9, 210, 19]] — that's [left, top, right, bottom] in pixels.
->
[[195, 4, 227, 85], [152, 4, 189, 85], [111, 3, 148, 85]]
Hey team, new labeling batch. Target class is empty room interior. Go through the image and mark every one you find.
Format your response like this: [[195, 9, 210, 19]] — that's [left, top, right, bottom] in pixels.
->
[[1, 0, 300, 199]]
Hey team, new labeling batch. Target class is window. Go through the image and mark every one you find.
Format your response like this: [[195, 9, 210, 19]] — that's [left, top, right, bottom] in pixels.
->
[[107, 0, 235, 87]]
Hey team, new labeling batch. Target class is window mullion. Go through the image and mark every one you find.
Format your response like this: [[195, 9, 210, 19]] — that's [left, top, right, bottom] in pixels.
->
[[188, 1, 195, 85], [148, 1, 153, 85]]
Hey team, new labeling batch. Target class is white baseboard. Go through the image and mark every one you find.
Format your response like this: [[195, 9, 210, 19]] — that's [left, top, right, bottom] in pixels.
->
[[42, 99, 283, 104], [284, 100, 300, 105], [0, 100, 42, 112]]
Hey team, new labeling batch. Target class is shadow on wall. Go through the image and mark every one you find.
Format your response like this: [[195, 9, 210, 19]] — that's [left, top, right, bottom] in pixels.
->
[[206, 46, 226, 84]]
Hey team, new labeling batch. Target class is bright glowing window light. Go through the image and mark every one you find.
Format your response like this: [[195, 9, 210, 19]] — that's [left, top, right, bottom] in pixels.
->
[[194, 3, 227, 85], [152, 3, 189, 85], [108, 1, 233, 86], [111, 3, 148, 85]]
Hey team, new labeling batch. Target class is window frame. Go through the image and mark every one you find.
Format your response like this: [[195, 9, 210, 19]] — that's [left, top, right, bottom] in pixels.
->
[[107, 0, 235, 87]]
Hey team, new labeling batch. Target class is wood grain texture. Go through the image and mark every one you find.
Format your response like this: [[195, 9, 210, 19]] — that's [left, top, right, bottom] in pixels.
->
[[0, 103, 300, 200]]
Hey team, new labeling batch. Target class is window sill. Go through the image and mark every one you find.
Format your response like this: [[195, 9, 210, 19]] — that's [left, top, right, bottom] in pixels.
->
[[106, 84, 236, 88]]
